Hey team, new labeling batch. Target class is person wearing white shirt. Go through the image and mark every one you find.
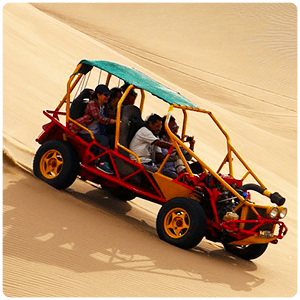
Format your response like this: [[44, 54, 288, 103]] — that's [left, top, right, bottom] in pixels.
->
[[129, 114, 177, 178]]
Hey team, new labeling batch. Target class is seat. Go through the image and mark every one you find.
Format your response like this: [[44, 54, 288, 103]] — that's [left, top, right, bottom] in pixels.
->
[[115, 105, 146, 184], [119, 105, 145, 149], [70, 88, 94, 120]]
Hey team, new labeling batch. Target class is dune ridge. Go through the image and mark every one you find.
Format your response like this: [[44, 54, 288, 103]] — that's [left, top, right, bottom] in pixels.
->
[[32, 3, 297, 141]]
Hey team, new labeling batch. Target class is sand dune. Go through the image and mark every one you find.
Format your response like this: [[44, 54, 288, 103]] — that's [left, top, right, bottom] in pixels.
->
[[3, 3, 297, 297]]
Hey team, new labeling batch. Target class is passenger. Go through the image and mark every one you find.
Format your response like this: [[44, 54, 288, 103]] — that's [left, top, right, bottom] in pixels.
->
[[121, 83, 137, 106], [160, 115, 203, 174], [106, 87, 123, 119], [124, 89, 137, 106], [69, 84, 116, 174], [105, 87, 123, 148], [129, 114, 178, 178]]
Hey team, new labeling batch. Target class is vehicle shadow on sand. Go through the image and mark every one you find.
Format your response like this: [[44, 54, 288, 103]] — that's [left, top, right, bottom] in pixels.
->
[[3, 167, 265, 294]]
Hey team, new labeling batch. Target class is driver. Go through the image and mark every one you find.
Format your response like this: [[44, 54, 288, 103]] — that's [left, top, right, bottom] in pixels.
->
[[129, 114, 180, 178]]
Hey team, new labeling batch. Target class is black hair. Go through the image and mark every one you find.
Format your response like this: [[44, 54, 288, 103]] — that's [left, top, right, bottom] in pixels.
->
[[108, 87, 122, 104], [120, 82, 129, 92], [121, 82, 137, 96], [159, 115, 175, 138], [91, 91, 98, 100], [147, 113, 162, 125]]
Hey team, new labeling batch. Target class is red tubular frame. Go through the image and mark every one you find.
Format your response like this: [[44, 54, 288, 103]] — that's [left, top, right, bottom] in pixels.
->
[[37, 110, 289, 238], [37, 110, 167, 205], [220, 219, 288, 240], [35, 57, 289, 249]]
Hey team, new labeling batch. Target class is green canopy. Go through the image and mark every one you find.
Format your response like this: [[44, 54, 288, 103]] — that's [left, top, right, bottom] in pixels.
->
[[78, 59, 198, 108]]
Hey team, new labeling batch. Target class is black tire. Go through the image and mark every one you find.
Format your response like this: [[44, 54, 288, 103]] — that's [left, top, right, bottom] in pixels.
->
[[223, 243, 268, 260], [156, 197, 206, 249], [33, 140, 79, 189], [109, 186, 136, 201]]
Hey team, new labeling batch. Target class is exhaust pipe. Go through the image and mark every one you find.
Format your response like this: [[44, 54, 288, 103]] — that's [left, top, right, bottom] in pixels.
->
[[240, 184, 285, 206]]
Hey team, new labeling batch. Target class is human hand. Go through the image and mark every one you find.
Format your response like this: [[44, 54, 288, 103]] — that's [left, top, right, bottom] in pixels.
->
[[189, 138, 195, 150]]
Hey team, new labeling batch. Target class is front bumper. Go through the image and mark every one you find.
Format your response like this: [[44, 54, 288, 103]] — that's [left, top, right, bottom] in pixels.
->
[[221, 219, 288, 245]]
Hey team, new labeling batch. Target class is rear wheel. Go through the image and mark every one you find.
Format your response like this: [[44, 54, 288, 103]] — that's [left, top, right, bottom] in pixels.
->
[[33, 140, 79, 189], [223, 242, 268, 260], [156, 197, 206, 249]]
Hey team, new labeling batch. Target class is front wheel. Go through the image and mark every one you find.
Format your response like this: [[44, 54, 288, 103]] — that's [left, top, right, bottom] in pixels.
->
[[33, 140, 79, 189], [156, 197, 206, 249], [223, 243, 268, 260]]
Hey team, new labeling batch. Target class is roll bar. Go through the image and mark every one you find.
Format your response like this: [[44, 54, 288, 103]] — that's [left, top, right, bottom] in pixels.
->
[[60, 63, 273, 203]]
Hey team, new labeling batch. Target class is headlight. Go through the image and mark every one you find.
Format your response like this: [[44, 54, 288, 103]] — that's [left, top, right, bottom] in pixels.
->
[[279, 207, 287, 219], [268, 207, 279, 219]]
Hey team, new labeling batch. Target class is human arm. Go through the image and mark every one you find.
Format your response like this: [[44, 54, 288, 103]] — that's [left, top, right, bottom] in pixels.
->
[[88, 101, 116, 125], [153, 139, 172, 149], [189, 139, 195, 151], [183, 135, 195, 151]]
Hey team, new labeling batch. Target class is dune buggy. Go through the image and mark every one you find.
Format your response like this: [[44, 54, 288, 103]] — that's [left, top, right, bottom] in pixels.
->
[[34, 59, 287, 260]]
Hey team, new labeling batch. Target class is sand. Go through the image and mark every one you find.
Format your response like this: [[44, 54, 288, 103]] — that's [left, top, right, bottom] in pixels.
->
[[3, 3, 297, 297]]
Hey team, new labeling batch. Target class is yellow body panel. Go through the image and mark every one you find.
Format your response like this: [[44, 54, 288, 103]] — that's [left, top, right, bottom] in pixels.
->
[[151, 173, 195, 201], [230, 236, 277, 245]]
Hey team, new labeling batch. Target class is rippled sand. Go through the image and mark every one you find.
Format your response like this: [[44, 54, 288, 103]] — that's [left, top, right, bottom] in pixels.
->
[[3, 3, 297, 297]]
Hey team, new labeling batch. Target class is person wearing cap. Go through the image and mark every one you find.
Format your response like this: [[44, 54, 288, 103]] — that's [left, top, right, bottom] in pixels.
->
[[69, 84, 116, 174]]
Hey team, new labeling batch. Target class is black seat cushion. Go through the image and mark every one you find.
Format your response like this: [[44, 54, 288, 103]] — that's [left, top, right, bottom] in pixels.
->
[[119, 105, 145, 149]]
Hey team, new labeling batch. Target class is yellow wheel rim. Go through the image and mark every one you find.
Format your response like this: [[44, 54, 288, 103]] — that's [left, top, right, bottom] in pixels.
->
[[40, 149, 63, 179], [164, 207, 190, 239]]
